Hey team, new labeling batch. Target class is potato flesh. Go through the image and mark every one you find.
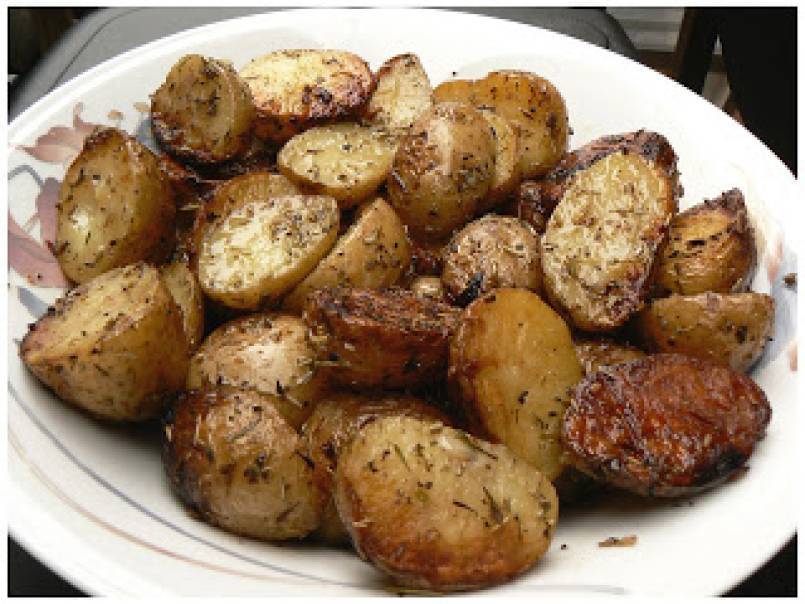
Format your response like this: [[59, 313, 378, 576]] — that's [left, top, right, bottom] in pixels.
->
[[478, 110, 521, 210], [574, 338, 646, 377], [198, 195, 339, 309], [278, 123, 397, 207], [365, 53, 434, 133], [334, 416, 558, 591], [159, 261, 205, 350]]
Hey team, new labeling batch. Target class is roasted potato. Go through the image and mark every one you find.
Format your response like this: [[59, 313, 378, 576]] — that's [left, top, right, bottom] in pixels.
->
[[448, 288, 582, 481], [441, 215, 541, 306], [278, 123, 397, 208], [282, 197, 411, 312], [151, 54, 255, 164], [409, 276, 447, 302], [434, 70, 569, 178], [159, 261, 205, 350], [387, 102, 495, 242], [54, 127, 175, 284], [478, 110, 522, 210], [540, 130, 681, 332], [239, 49, 375, 143], [364, 53, 434, 134], [410, 239, 445, 276], [187, 313, 328, 429], [635, 292, 774, 372], [653, 188, 756, 296], [20, 263, 189, 421], [162, 387, 323, 540], [574, 337, 646, 377], [562, 353, 771, 497], [304, 287, 460, 390], [302, 392, 451, 544], [197, 194, 339, 310], [513, 179, 561, 235], [334, 416, 559, 591]]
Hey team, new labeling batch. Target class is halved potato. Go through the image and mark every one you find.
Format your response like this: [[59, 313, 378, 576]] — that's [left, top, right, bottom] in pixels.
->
[[239, 49, 375, 143], [334, 415, 559, 591], [574, 337, 646, 377], [197, 194, 339, 310], [20, 263, 189, 421], [283, 197, 411, 312], [635, 292, 774, 372], [162, 386, 324, 541], [187, 313, 328, 429], [151, 54, 255, 164], [478, 110, 521, 210], [159, 261, 205, 350], [448, 288, 582, 481], [278, 123, 397, 208], [54, 127, 175, 283], [364, 53, 434, 133]]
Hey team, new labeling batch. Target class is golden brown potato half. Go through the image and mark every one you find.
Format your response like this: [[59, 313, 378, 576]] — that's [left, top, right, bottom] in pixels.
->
[[282, 197, 411, 313], [20, 263, 189, 421], [54, 127, 175, 284], [653, 188, 756, 296], [301, 392, 451, 544], [635, 292, 774, 372], [239, 49, 375, 144], [409, 276, 447, 302], [563, 353, 771, 497], [159, 261, 205, 351], [478, 110, 522, 210], [277, 123, 397, 208], [187, 313, 328, 429], [441, 215, 541, 306], [334, 416, 559, 591], [304, 287, 460, 390], [388, 102, 495, 242], [434, 70, 569, 178], [540, 130, 681, 332], [448, 288, 582, 481], [197, 194, 339, 310], [162, 387, 323, 541], [574, 337, 646, 377], [364, 53, 434, 134], [151, 54, 255, 164]]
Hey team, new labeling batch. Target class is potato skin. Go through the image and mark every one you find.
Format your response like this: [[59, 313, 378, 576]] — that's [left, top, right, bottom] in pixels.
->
[[301, 392, 451, 544], [562, 353, 771, 497], [20, 263, 189, 421], [574, 337, 646, 377], [513, 179, 561, 235], [653, 188, 756, 296], [387, 102, 495, 242], [636, 292, 774, 372], [162, 387, 323, 541], [441, 215, 541, 306], [334, 416, 558, 591], [187, 314, 328, 429], [55, 127, 175, 284], [304, 287, 460, 390]]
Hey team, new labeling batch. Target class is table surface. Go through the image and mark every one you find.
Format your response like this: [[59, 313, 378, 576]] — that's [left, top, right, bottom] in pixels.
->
[[7, 7, 796, 597]]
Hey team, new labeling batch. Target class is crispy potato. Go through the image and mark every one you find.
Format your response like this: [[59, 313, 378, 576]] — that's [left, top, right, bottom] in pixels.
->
[[636, 292, 774, 372], [434, 70, 569, 178], [197, 194, 339, 310], [540, 130, 681, 332], [653, 188, 756, 296], [441, 215, 541, 306], [187, 313, 327, 429], [54, 127, 175, 284], [159, 261, 205, 351], [478, 110, 521, 210], [162, 387, 323, 540], [563, 353, 771, 497], [409, 276, 447, 302], [20, 263, 189, 421], [364, 53, 434, 133], [388, 102, 495, 242], [151, 54, 255, 164], [449, 288, 582, 481], [278, 123, 397, 208], [304, 287, 460, 390], [302, 392, 451, 544], [283, 197, 411, 312], [240, 49, 375, 143], [574, 337, 646, 377], [334, 416, 558, 591]]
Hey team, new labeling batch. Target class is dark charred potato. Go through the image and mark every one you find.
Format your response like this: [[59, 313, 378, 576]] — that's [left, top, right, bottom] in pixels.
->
[[562, 353, 771, 497], [304, 287, 460, 390]]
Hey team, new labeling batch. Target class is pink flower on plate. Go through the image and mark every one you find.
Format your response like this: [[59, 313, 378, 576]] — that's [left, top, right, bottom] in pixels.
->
[[18, 102, 98, 166]]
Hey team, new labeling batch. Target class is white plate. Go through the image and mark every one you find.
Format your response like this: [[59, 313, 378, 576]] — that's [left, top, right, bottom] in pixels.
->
[[7, 8, 798, 597]]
